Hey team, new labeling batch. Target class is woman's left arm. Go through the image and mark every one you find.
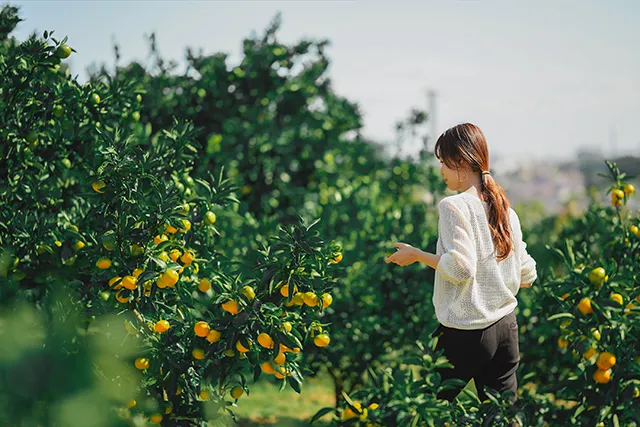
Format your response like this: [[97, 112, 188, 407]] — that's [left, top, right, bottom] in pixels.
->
[[385, 243, 441, 269]]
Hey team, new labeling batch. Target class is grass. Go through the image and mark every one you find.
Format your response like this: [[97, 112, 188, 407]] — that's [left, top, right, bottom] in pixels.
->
[[232, 369, 336, 426], [225, 369, 481, 426]]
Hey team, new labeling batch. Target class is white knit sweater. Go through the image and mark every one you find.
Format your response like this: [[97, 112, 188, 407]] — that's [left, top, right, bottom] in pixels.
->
[[433, 191, 537, 330]]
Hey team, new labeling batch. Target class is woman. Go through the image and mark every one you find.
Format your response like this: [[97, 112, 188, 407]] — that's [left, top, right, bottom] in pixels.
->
[[385, 122, 537, 404]]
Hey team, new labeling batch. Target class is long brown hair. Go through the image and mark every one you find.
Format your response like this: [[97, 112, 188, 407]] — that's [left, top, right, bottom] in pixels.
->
[[434, 123, 513, 261]]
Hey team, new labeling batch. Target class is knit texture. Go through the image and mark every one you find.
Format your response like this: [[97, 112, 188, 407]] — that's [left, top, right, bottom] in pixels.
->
[[434, 192, 537, 330]]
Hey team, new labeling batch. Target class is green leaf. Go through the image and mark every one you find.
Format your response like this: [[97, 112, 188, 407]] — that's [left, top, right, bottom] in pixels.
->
[[287, 375, 301, 394], [309, 407, 334, 424], [547, 313, 575, 321]]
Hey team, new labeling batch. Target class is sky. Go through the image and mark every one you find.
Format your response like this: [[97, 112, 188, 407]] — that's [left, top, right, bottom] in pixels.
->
[[9, 1, 640, 166]]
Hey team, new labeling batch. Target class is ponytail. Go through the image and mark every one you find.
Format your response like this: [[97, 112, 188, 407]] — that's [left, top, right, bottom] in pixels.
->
[[480, 174, 512, 261]]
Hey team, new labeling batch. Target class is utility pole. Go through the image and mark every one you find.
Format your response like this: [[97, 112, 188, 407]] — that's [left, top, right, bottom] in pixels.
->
[[427, 89, 437, 152]]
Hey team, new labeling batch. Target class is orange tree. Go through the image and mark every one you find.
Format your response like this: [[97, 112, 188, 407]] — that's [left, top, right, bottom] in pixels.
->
[[516, 161, 639, 426], [0, 6, 338, 425], [300, 113, 447, 405], [92, 15, 449, 411]]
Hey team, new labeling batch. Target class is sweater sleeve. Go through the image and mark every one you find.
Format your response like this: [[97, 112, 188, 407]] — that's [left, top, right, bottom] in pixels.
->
[[435, 199, 477, 284], [510, 209, 537, 285], [520, 241, 537, 285]]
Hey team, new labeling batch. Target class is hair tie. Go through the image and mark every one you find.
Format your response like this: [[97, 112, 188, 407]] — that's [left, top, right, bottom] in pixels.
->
[[482, 171, 491, 176]]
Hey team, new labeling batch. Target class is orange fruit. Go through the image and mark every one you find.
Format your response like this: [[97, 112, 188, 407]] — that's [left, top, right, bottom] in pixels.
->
[[96, 258, 112, 269], [596, 352, 616, 370], [194, 321, 210, 337], [303, 292, 319, 307], [273, 352, 286, 366], [157, 270, 179, 288], [230, 386, 244, 399], [236, 340, 252, 353], [222, 300, 240, 314], [610, 293, 623, 305], [192, 348, 205, 360], [593, 368, 612, 384], [583, 348, 597, 360], [198, 278, 212, 292], [241, 285, 255, 300], [314, 333, 331, 347], [122, 275, 138, 290], [261, 361, 275, 374], [134, 357, 149, 370], [257, 333, 274, 349], [578, 298, 593, 315], [206, 329, 222, 343], [321, 293, 333, 308], [154, 320, 170, 333]]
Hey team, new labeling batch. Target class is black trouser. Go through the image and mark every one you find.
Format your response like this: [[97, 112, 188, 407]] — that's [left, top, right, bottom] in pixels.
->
[[433, 311, 520, 403]]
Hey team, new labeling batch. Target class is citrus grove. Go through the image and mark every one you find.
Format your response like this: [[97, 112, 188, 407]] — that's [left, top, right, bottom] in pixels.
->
[[1, 6, 639, 427]]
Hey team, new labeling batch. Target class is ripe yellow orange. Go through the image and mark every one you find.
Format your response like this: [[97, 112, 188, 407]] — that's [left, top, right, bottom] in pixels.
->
[[321, 293, 333, 308], [273, 352, 286, 366], [206, 329, 222, 343], [280, 283, 296, 297], [330, 253, 343, 264], [179, 219, 191, 232], [282, 321, 292, 333], [560, 293, 570, 301], [199, 390, 210, 400], [624, 183, 635, 195], [109, 276, 122, 289], [157, 270, 179, 288], [169, 249, 181, 262], [583, 348, 597, 360], [165, 224, 178, 234], [261, 361, 275, 374], [122, 275, 138, 290], [154, 320, 170, 333], [557, 337, 569, 349], [134, 357, 149, 370], [596, 352, 616, 370], [92, 180, 106, 193], [578, 298, 593, 315], [96, 258, 112, 269], [314, 333, 331, 347], [115, 289, 129, 303], [230, 386, 244, 399], [72, 240, 85, 251], [126, 399, 136, 408], [593, 368, 612, 384], [631, 225, 639, 237], [153, 234, 168, 245], [180, 250, 195, 266], [610, 293, 623, 305], [222, 300, 240, 315], [257, 333, 274, 349], [291, 292, 305, 306], [198, 278, 212, 292], [236, 340, 252, 353], [241, 285, 255, 300], [303, 292, 319, 307], [132, 268, 143, 278], [194, 321, 210, 337], [192, 348, 205, 360], [149, 414, 162, 423], [158, 251, 169, 262]]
